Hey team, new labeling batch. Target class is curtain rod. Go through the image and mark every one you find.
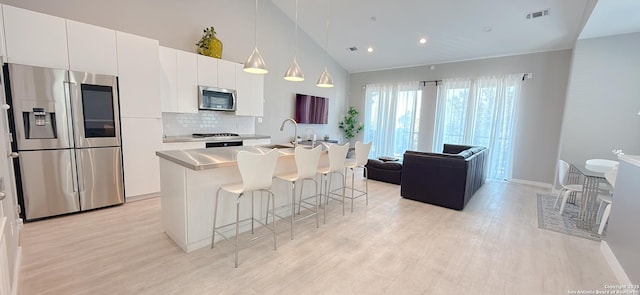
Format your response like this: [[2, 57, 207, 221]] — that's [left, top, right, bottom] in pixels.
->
[[420, 80, 441, 87]]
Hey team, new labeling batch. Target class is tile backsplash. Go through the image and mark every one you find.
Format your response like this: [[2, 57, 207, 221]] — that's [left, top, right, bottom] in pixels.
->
[[162, 112, 255, 136]]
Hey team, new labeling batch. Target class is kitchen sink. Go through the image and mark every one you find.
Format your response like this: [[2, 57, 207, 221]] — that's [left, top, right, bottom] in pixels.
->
[[258, 143, 295, 149]]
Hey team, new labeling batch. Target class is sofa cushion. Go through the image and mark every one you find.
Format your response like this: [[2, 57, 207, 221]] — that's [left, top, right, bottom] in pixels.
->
[[366, 159, 402, 170], [442, 144, 473, 154]]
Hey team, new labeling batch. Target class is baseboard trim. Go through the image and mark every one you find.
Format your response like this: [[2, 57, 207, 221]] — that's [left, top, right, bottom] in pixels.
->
[[509, 178, 553, 189], [11, 246, 21, 295], [600, 241, 632, 284], [126, 192, 160, 202]]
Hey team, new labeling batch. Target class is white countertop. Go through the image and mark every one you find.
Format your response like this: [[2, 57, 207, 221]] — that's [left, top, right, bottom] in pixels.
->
[[162, 134, 270, 143], [618, 154, 640, 167], [156, 145, 295, 170]]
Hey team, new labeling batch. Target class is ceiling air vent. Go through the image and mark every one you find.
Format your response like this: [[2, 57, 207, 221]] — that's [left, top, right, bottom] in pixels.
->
[[526, 8, 550, 19], [347, 46, 358, 52]]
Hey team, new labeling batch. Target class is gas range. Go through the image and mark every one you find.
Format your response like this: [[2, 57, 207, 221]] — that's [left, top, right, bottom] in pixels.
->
[[192, 132, 240, 138]]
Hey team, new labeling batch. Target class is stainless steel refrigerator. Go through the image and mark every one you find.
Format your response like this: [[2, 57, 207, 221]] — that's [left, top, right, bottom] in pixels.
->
[[4, 63, 124, 220]]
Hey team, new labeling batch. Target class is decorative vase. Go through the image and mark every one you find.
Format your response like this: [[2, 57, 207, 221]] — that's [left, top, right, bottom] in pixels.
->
[[196, 26, 223, 59], [207, 35, 223, 59]]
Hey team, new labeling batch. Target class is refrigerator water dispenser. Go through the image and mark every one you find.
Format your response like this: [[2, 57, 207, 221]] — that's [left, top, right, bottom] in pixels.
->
[[23, 107, 57, 139]]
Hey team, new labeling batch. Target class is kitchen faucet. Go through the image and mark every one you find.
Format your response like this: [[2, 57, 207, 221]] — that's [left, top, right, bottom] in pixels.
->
[[280, 118, 298, 147]]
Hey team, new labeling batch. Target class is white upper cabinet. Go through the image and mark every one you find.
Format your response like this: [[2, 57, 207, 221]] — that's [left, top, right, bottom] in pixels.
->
[[197, 55, 218, 87], [66, 20, 118, 75], [117, 31, 161, 119], [3, 5, 69, 69], [0, 6, 6, 58], [160, 47, 198, 113], [176, 50, 198, 113], [235, 64, 264, 117], [159, 46, 178, 112], [217, 59, 236, 90]]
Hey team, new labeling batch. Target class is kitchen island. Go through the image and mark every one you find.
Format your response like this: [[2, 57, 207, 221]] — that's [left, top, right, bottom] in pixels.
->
[[156, 146, 330, 252]]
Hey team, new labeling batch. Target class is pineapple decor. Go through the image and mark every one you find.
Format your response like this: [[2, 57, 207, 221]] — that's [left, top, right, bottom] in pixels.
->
[[196, 26, 223, 59]]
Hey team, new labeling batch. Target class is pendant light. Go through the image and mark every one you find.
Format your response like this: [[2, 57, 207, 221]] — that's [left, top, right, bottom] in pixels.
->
[[284, 0, 304, 81], [316, 0, 334, 88], [243, 0, 268, 74]]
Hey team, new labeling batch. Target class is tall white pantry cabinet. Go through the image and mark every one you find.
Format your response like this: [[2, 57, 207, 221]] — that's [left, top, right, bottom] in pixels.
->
[[117, 32, 163, 199]]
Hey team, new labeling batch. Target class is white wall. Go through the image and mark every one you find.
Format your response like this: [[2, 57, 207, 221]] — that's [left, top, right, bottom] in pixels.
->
[[558, 33, 640, 166], [0, 0, 349, 143], [349, 50, 573, 185]]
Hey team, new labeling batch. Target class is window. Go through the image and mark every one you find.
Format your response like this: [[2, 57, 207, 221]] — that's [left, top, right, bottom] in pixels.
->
[[434, 75, 521, 179], [364, 82, 422, 158]]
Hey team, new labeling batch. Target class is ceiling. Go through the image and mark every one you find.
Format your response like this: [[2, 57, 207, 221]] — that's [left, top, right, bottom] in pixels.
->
[[271, 0, 592, 73], [579, 0, 640, 39]]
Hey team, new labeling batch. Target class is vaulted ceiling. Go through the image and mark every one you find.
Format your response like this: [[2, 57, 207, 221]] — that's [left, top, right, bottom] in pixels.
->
[[271, 0, 640, 73]]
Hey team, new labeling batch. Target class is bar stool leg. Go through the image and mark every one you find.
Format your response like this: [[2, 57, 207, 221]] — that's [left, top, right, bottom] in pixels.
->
[[298, 180, 305, 215], [351, 167, 355, 213], [290, 181, 296, 240], [364, 166, 369, 206], [235, 193, 243, 268], [211, 188, 222, 249], [341, 172, 346, 216], [314, 179, 319, 228], [323, 173, 329, 224], [270, 191, 277, 250]]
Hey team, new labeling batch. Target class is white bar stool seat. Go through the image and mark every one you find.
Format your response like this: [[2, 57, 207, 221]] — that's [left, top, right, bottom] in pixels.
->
[[274, 145, 322, 240], [344, 141, 372, 212], [211, 149, 279, 268]]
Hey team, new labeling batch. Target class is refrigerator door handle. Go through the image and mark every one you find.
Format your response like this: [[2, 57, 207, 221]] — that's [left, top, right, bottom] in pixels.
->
[[76, 150, 85, 192], [63, 81, 77, 148], [70, 149, 79, 193]]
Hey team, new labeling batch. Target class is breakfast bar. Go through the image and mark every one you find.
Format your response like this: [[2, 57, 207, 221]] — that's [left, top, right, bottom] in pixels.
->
[[156, 146, 329, 252]]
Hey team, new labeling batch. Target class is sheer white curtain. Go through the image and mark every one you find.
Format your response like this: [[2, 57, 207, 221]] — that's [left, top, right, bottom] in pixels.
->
[[433, 74, 521, 179], [364, 81, 422, 158]]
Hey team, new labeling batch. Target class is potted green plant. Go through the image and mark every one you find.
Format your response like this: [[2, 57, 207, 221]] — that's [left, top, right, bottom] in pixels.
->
[[338, 107, 364, 140]]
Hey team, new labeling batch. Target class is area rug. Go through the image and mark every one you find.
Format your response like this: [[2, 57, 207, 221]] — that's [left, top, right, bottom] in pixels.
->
[[536, 193, 604, 241]]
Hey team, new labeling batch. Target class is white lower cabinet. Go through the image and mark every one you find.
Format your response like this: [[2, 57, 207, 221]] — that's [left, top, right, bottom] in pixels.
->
[[121, 118, 163, 198], [162, 142, 205, 150], [243, 138, 270, 146]]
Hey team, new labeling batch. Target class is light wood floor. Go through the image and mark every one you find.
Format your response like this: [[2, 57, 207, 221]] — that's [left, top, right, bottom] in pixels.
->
[[19, 179, 617, 294]]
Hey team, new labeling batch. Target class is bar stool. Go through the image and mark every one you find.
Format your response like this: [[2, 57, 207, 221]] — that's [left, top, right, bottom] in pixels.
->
[[554, 160, 583, 214], [597, 169, 617, 235], [344, 141, 372, 212], [315, 143, 349, 224], [211, 149, 279, 268], [274, 145, 322, 240], [597, 194, 612, 235]]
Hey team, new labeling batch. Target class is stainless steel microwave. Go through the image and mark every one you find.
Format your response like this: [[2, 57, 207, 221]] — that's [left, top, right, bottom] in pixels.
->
[[198, 86, 236, 111]]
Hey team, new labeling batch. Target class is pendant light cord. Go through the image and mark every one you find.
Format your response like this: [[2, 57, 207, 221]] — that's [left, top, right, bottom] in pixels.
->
[[254, 0, 258, 47], [324, 0, 330, 67], [294, 0, 298, 57]]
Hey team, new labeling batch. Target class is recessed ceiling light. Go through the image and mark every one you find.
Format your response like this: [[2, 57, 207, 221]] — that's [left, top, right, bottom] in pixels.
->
[[367, 46, 373, 53], [419, 38, 427, 44]]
